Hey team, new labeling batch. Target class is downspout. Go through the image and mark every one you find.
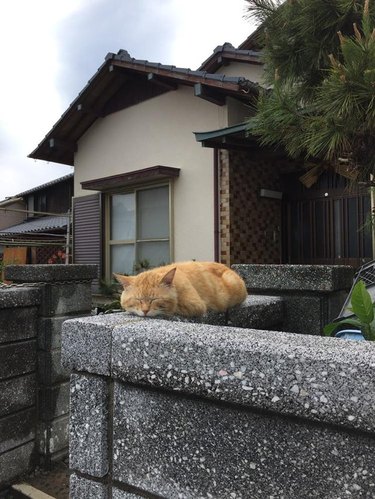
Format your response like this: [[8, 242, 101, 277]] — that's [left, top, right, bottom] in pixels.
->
[[214, 148, 220, 262], [371, 174, 375, 259]]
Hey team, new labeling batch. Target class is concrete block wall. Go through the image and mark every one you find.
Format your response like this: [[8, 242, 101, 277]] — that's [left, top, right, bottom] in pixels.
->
[[0, 264, 97, 491], [62, 314, 375, 498], [0, 287, 40, 488], [233, 264, 355, 335]]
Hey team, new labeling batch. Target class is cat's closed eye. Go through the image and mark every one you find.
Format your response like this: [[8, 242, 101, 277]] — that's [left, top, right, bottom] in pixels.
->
[[154, 302, 167, 309]]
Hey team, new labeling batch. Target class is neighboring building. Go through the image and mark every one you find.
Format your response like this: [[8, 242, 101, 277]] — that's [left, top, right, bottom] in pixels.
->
[[0, 174, 73, 264], [0, 196, 25, 231], [29, 38, 372, 283]]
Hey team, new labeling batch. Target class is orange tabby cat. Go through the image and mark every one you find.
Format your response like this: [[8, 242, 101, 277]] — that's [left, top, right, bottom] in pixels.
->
[[114, 261, 247, 317]]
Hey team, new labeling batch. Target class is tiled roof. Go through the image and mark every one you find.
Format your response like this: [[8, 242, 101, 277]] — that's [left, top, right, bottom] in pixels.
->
[[0, 215, 70, 235], [15, 173, 73, 197], [29, 49, 260, 166], [238, 26, 264, 50], [0, 173, 74, 206], [107, 49, 257, 88], [198, 42, 261, 71]]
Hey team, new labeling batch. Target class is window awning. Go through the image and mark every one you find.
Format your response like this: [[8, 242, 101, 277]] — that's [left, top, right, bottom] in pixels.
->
[[81, 165, 181, 192]]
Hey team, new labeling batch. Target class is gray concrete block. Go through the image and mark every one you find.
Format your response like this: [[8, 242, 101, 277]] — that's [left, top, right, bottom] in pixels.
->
[[112, 488, 143, 498], [69, 374, 109, 477], [0, 287, 40, 309], [70, 474, 108, 499], [62, 314, 142, 376], [0, 441, 35, 488], [282, 294, 323, 335], [276, 292, 348, 335], [0, 407, 35, 454], [233, 263, 354, 292], [228, 295, 284, 329], [38, 349, 70, 385], [164, 296, 284, 330], [0, 306, 38, 343], [39, 382, 70, 421], [38, 315, 89, 351], [0, 374, 36, 417], [5, 264, 98, 283], [38, 415, 69, 456], [39, 282, 93, 317], [110, 318, 375, 433], [113, 384, 375, 499], [0, 340, 36, 380]]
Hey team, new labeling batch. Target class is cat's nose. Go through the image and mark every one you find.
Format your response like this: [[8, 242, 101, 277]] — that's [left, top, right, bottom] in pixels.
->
[[143, 309, 149, 316]]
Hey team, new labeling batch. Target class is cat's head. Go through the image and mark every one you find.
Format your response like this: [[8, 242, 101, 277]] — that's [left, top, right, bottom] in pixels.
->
[[114, 268, 178, 317]]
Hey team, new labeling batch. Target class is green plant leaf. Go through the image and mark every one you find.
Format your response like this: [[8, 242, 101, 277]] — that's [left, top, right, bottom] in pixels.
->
[[323, 318, 362, 336], [367, 319, 375, 341], [350, 280, 374, 325]]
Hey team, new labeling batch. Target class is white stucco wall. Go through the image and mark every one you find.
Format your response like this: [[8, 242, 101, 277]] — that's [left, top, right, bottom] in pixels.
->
[[74, 86, 228, 262]]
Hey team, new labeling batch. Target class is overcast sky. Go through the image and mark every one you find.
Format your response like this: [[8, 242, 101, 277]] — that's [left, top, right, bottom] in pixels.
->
[[0, 0, 255, 202]]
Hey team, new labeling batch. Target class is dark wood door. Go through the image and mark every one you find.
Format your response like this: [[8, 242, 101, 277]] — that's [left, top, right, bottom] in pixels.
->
[[282, 171, 373, 266]]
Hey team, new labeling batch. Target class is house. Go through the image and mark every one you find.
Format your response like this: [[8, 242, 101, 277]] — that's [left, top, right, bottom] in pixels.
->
[[0, 174, 73, 265], [29, 36, 372, 284]]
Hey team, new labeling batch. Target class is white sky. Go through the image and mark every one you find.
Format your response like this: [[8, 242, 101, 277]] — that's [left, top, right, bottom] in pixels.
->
[[0, 0, 255, 201]]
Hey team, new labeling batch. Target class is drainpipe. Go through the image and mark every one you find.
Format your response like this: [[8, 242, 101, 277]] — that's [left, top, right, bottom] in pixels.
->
[[371, 174, 375, 259], [214, 148, 220, 262]]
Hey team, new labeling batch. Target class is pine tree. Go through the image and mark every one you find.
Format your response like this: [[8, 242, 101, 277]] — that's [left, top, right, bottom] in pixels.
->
[[246, 0, 375, 183]]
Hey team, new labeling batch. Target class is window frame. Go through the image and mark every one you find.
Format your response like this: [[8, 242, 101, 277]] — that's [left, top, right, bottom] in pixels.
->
[[104, 180, 173, 279]]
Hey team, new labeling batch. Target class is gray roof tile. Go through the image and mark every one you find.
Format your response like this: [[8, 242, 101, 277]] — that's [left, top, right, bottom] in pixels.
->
[[0, 215, 70, 234], [108, 50, 255, 87]]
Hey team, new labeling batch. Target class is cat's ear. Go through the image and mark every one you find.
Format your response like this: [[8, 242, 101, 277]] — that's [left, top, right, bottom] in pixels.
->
[[160, 268, 176, 287], [113, 273, 134, 289]]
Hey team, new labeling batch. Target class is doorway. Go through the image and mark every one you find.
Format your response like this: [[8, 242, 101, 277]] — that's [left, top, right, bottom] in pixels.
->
[[282, 170, 373, 266]]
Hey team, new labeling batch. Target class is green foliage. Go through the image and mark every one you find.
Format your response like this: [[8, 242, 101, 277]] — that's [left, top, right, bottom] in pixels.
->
[[97, 279, 121, 313], [323, 279, 375, 340], [134, 259, 151, 273], [99, 278, 120, 297], [246, 0, 375, 179]]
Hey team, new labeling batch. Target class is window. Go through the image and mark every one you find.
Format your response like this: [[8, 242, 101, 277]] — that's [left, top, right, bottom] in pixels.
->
[[27, 193, 47, 217], [107, 184, 171, 276]]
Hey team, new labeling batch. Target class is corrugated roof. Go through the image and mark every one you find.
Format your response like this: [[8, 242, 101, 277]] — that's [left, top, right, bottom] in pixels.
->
[[0, 215, 70, 235]]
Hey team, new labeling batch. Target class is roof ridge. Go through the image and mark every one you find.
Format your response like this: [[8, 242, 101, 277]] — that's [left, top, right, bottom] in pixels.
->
[[107, 50, 257, 86]]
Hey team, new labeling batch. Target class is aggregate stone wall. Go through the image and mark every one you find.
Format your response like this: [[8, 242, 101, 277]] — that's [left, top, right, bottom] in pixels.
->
[[233, 264, 355, 335], [63, 313, 375, 499], [0, 264, 97, 491]]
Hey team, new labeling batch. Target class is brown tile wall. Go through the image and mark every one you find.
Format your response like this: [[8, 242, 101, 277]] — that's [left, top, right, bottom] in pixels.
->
[[219, 150, 231, 266], [219, 150, 284, 265]]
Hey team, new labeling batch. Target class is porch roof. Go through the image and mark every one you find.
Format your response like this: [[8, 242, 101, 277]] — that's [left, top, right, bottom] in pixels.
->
[[29, 50, 260, 167], [194, 122, 258, 150]]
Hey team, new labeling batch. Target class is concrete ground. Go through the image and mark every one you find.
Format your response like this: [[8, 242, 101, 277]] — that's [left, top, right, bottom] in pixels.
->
[[7, 462, 69, 499]]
